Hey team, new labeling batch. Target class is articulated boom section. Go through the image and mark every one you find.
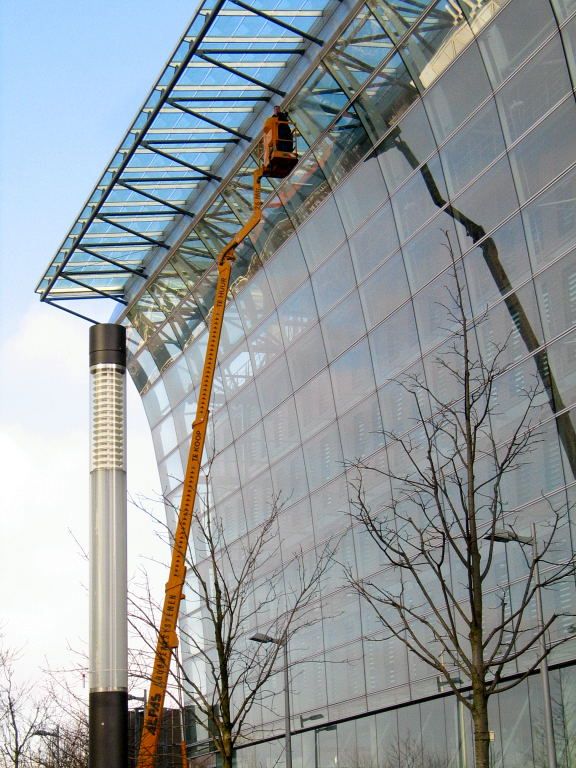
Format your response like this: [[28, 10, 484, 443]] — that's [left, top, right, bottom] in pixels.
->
[[136, 168, 264, 768]]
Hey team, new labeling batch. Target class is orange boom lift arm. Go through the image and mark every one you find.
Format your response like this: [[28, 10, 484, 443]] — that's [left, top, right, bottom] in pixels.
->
[[136, 168, 263, 768], [136, 112, 297, 768]]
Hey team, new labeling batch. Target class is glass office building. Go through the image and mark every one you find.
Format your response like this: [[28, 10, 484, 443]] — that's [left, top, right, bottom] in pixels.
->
[[38, 0, 576, 764]]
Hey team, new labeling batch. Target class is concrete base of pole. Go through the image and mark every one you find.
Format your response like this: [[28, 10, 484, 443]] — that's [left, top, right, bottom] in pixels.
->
[[89, 690, 128, 768]]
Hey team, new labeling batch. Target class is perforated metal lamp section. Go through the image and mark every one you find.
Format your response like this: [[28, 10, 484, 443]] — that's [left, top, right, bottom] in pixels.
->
[[90, 367, 126, 472]]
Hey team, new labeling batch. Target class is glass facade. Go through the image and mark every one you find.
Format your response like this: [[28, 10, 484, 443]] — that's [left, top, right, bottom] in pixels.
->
[[122, 0, 576, 764]]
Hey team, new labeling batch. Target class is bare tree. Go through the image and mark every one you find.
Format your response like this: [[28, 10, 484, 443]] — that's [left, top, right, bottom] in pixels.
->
[[346, 241, 575, 768], [0, 644, 53, 768], [130, 494, 334, 768], [42, 664, 89, 768]]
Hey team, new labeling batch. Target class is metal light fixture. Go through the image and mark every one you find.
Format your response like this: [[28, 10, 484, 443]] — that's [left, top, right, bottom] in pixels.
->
[[32, 726, 60, 767], [250, 633, 292, 768], [485, 523, 557, 768]]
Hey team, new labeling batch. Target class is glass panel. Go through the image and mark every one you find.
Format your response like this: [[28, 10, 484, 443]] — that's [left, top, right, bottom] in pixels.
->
[[391, 153, 448, 243], [330, 337, 376, 414], [263, 397, 300, 465], [218, 302, 246, 360], [325, 641, 366, 704], [278, 154, 329, 231], [452, 154, 519, 250], [220, 340, 253, 399], [184, 329, 208, 383], [172, 395, 197, 446], [255, 354, 293, 416], [373, 99, 437, 195], [401, 213, 460, 295], [325, 8, 394, 98], [142, 377, 171, 427], [562, 14, 576, 83], [252, 197, 296, 266], [354, 51, 419, 145], [339, 392, 385, 463], [242, 470, 274, 531], [546, 327, 576, 411], [412, 265, 469, 353], [462, 213, 532, 317], [424, 40, 492, 144], [349, 200, 400, 282], [333, 153, 389, 235], [278, 498, 314, 560], [311, 242, 356, 318], [364, 633, 408, 693], [375, 709, 399, 765], [440, 98, 506, 199], [298, 196, 347, 273], [534, 254, 576, 342], [478, 0, 557, 86], [313, 105, 374, 190], [290, 65, 350, 146], [369, 303, 420, 386], [310, 473, 348, 544], [286, 325, 328, 390], [360, 251, 410, 331], [227, 382, 262, 440], [209, 444, 240, 506], [522, 165, 576, 271], [278, 282, 318, 347], [399, 1, 474, 91], [420, 698, 452, 767], [302, 422, 344, 492], [158, 447, 184, 495], [235, 422, 268, 486], [475, 282, 545, 371], [552, 0, 576, 19], [295, 369, 337, 443], [235, 268, 275, 334], [378, 361, 429, 437], [152, 414, 178, 459], [248, 311, 284, 374], [264, 234, 309, 306], [321, 291, 366, 362], [367, 0, 426, 40], [396, 703, 423, 764], [162, 354, 193, 408], [270, 447, 309, 503], [498, 681, 535, 765], [495, 34, 572, 145], [509, 97, 576, 204], [209, 404, 233, 455]]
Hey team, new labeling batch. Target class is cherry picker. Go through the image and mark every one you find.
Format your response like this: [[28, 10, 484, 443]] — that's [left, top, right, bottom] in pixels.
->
[[136, 110, 298, 768]]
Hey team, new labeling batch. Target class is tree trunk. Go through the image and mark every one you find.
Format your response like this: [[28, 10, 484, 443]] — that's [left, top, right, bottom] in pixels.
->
[[472, 694, 490, 768], [221, 730, 233, 768]]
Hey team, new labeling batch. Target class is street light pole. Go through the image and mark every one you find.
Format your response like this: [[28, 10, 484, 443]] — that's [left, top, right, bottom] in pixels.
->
[[282, 638, 292, 768], [250, 633, 292, 768], [487, 526, 557, 768], [531, 522, 557, 768]]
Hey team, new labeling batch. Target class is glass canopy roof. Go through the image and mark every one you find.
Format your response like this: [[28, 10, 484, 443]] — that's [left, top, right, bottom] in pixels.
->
[[35, 0, 338, 319]]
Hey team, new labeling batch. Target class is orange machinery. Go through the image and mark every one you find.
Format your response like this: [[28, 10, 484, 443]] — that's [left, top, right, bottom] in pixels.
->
[[136, 112, 297, 768]]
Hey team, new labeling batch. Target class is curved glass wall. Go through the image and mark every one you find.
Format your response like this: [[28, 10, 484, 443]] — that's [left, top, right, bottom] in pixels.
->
[[128, 0, 576, 761]]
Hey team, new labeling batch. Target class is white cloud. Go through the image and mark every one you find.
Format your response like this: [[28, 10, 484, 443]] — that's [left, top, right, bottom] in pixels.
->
[[0, 305, 168, 678]]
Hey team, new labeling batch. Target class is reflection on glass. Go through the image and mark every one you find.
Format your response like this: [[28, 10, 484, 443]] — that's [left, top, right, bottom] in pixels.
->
[[324, 8, 393, 98], [423, 39, 492, 143], [477, 0, 556, 86], [495, 34, 571, 145]]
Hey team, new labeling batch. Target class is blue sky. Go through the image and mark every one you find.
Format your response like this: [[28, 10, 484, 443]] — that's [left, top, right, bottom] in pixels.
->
[[0, 0, 196, 679]]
